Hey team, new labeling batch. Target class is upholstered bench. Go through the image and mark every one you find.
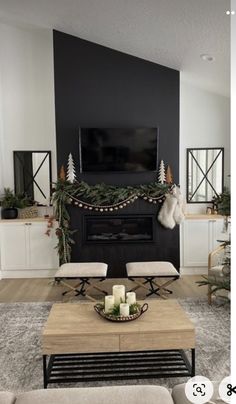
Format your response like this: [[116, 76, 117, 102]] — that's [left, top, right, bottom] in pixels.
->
[[55, 262, 108, 301], [126, 261, 179, 298]]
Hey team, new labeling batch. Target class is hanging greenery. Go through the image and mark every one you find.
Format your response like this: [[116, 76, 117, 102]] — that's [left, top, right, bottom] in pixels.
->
[[52, 179, 173, 264]]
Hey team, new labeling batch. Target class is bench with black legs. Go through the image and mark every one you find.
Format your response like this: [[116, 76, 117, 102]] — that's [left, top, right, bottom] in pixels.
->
[[126, 261, 179, 299], [55, 262, 108, 301]]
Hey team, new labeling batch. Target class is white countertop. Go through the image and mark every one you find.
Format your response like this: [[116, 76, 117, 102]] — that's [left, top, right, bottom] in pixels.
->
[[0, 217, 50, 223]]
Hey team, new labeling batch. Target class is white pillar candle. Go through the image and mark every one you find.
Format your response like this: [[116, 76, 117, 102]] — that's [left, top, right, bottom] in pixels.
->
[[104, 295, 115, 313], [120, 303, 130, 317], [126, 292, 136, 305], [112, 285, 125, 305]]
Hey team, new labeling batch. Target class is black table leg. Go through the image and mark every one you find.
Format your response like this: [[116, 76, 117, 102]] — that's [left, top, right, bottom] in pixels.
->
[[43, 355, 48, 389], [191, 349, 195, 376]]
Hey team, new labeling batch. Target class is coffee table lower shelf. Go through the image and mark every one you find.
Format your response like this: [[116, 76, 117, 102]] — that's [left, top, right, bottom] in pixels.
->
[[43, 349, 195, 388]]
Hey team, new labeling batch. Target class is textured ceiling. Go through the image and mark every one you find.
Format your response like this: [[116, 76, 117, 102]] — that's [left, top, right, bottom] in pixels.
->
[[0, 0, 230, 96]]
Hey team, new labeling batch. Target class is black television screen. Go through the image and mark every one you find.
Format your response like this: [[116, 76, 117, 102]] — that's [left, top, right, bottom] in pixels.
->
[[79, 128, 158, 172]]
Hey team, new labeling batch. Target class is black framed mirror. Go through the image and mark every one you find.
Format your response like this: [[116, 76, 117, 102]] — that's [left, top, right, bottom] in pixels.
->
[[14, 151, 52, 205], [187, 148, 224, 203]]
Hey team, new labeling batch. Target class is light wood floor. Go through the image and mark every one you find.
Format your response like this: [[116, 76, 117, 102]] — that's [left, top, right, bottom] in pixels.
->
[[0, 276, 207, 303]]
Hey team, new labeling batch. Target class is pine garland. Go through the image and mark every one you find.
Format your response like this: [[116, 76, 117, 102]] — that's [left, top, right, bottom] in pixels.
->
[[52, 179, 173, 264]]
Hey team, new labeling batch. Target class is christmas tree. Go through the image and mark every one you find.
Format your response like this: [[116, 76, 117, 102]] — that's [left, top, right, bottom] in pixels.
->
[[166, 165, 174, 184], [66, 153, 76, 183], [158, 160, 166, 184], [59, 165, 66, 181]]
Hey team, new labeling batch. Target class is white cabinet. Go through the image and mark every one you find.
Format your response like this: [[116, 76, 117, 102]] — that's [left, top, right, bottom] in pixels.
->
[[0, 220, 59, 278], [0, 223, 28, 270], [28, 222, 58, 269], [181, 217, 225, 268]]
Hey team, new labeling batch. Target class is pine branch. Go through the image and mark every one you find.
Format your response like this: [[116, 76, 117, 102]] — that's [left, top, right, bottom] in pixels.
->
[[196, 275, 230, 292]]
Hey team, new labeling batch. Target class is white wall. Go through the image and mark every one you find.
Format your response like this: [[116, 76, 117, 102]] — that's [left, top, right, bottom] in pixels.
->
[[180, 79, 230, 213], [0, 23, 57, 196]]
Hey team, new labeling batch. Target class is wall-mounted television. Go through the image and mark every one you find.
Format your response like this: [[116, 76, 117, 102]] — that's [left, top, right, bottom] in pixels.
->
[[79, 128, 159, 172]]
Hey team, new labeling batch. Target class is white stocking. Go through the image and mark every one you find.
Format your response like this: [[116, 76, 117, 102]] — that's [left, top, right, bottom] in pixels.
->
[[158, 193, 178, 229], [173, 186, 185, 224]]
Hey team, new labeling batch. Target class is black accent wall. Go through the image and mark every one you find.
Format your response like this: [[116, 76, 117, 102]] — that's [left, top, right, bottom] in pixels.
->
[[68, 200, 180, 278], [53, 30, 180, 276]]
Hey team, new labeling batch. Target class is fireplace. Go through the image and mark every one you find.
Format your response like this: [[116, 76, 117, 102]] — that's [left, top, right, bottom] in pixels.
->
[[69, 199, 179, 277], [84, 215, 154, 244]]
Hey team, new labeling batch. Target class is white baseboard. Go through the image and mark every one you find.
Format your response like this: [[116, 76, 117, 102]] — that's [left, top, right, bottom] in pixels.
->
[[180, 267, 208, 275], [0, 269, 57, 279]]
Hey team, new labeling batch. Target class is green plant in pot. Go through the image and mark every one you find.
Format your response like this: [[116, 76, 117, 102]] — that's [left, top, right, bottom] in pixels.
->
[[0, 188, 19, 219], [212, 187, 231, 232], [0, 188, 32, 219]]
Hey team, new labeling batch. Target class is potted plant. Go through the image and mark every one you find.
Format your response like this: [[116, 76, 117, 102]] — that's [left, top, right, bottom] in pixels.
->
[[0, 188, 32, 219], [0, 188, 19, 219], [212, 187, 231, 232]]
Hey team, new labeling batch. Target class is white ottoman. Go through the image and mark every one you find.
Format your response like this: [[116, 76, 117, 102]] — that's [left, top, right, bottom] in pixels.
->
[[126, 261, 179, 298], [55, 262, 108, 301]]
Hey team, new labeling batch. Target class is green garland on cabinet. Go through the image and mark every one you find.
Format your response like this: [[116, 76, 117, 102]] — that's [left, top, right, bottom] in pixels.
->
[[52, 179, 173, 264]]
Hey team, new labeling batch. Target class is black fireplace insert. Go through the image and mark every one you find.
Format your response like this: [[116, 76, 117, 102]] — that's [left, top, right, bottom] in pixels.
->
[[84, 215, 154, 244]]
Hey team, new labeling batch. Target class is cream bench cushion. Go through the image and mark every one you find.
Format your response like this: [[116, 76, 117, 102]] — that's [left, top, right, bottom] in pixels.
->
[[126, 261, 179, 298], [55, 262, 108, 278], [55, 262, 108, 301], [126, 261, 179, 277], [209, 265, 225, 276]]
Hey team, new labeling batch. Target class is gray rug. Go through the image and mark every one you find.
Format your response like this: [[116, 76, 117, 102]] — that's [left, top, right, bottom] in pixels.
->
[[0, 299, 230, 392]]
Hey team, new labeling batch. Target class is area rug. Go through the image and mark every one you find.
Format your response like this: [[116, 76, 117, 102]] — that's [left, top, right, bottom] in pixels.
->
[[0, 299, 230, 392]]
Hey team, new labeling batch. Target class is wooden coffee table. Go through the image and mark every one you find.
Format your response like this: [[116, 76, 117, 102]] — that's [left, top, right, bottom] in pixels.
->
[[42, 300, 195, 388]]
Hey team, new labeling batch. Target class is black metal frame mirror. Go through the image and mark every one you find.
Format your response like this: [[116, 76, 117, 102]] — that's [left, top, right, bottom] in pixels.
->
[[14, 151, 52, 205], [187, 148, 224, 203]]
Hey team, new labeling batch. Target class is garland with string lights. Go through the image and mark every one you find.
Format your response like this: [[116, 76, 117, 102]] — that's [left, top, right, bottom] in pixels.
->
[[52, 178, 174, 264]]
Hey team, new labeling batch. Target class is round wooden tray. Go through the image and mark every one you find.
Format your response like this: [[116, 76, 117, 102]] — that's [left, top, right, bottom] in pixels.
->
[[94, 303, 148, 322]]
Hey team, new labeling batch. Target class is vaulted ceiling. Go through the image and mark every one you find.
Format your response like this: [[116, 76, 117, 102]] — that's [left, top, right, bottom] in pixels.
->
[[0, 0, 230, 96]]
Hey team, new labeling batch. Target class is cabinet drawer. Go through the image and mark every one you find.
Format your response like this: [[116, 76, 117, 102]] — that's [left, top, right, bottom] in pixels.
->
[[120, 332, 195, 351], [43, 335, 120, 355]]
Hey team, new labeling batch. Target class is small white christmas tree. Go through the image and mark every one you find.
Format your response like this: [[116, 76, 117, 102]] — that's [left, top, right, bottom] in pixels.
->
[[158, 160, 166, 184], [66, 153, 76, 183]]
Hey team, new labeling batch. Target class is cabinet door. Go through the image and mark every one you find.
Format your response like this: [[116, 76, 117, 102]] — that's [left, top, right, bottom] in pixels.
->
[[183, 220, 211, 267], [211, 219, 225, 250], [0, 223, 28, 270], [28, 222, 59, 269]]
